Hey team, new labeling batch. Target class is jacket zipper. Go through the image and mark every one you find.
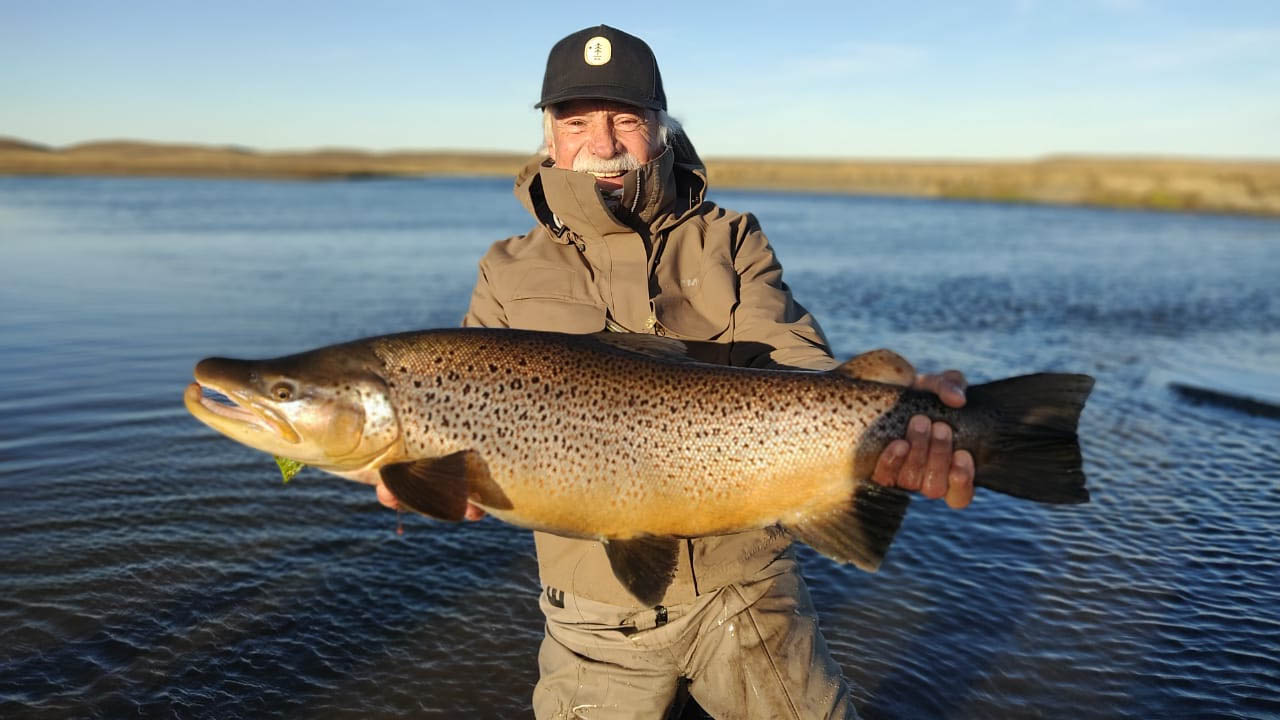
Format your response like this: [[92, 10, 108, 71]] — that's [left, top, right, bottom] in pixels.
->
[[687, 540, 699, 596]]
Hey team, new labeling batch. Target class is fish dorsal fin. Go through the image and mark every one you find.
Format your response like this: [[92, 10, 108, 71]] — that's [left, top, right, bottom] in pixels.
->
[[589, 332, 692, 362], [379, 450, 499, 522], [785, 481, 911, 572], [832, 349, 916, 386], [602, 536, 680, 606]]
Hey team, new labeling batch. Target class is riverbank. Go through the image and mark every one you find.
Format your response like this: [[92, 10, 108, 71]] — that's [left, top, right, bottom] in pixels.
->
[[3, 137, 1277, 217]]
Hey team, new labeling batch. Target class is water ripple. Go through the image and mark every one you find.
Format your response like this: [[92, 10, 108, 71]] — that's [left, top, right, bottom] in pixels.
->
[[3, 178, 1279, 717]]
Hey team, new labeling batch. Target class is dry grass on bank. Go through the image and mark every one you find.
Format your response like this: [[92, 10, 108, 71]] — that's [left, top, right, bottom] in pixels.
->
[[0, 138, 528, 180], [3, 137, 1278, 217], [706, 155, 1280, 217]]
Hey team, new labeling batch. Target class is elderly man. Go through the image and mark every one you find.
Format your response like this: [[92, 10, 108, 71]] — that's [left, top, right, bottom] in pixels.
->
[[378, 25, 973, 719]]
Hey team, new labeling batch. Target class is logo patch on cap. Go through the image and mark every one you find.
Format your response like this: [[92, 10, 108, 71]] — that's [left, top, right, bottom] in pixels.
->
[[584, 36, 612, 66]]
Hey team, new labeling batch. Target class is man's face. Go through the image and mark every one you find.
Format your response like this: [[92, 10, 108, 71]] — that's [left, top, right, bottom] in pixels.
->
[[548, 100, 659, 190]]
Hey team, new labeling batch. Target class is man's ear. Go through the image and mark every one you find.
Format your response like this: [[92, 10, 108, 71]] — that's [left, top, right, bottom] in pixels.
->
[[649, 110, 665, 153]]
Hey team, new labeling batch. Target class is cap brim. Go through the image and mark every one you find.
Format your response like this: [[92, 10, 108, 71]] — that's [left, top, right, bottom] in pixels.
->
[[536, 85, 664, 111]]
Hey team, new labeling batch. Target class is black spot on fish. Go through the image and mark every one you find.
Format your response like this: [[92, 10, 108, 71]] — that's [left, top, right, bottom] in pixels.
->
[[414, 380, 422, 388]]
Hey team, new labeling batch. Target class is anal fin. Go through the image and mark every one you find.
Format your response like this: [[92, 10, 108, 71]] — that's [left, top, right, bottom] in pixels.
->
[[602, 536, 680, 606], [786, 481, 911, 571], [379, 450, 494, 522]]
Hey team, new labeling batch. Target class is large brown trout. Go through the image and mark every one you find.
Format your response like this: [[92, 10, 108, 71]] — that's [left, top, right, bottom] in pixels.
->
[[184, 328, 1093, 604]]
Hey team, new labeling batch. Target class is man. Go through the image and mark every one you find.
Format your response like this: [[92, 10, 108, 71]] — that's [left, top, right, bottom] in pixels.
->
[[378, 25, 973, 719]]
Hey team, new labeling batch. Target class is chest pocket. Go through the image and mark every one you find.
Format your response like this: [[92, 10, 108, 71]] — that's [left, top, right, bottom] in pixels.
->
[[505, 266, 606, 334], [653, 260, 737, 341]]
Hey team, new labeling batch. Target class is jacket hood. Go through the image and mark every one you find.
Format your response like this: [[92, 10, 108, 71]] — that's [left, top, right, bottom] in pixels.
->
[[513, 132, 708, 243]]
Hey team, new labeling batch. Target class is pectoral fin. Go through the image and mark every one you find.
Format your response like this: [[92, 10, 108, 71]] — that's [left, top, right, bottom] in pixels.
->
[[786, 482, 911, 571], [602, 536, 680, 606], [379, 450, 495, 522]]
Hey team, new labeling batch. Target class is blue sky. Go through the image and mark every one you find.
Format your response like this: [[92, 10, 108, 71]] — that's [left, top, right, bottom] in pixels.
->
[[2, 1, 1277, 158]]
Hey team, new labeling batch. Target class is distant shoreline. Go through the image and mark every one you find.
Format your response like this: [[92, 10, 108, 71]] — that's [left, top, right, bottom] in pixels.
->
[[2, 137, 1278, 217]]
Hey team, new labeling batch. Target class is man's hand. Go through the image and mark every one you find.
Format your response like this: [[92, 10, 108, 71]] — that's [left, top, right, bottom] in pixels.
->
[[375, 482, 487, 521], [871, 370, 975, 509]]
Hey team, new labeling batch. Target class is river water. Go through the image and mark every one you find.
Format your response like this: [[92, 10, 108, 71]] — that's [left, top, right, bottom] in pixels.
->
[[1, 175, 1278, 719]]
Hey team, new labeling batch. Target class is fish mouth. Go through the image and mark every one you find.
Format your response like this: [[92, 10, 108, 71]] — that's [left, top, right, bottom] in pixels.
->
[[184, 378, 300, 445]]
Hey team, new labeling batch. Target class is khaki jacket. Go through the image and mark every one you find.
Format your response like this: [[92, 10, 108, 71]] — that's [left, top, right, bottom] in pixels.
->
[[463, 135, 837, 608]]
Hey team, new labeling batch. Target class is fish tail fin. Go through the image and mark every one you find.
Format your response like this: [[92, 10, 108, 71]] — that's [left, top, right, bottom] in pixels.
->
[[967, 373, 1095, 504], [787, 372, 1092, 571]]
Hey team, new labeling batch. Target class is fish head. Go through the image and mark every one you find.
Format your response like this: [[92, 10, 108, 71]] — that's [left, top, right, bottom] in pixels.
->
[[184, 344, 401, 471]]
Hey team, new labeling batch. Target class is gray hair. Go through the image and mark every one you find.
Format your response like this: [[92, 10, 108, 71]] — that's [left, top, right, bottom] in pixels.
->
[[539, 108, 682, 156]]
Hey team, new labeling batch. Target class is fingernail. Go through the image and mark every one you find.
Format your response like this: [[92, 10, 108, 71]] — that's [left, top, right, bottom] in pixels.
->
[[890, 442, 907, 457], [911, 416, 930, 433], [933, 423, 950, 440]]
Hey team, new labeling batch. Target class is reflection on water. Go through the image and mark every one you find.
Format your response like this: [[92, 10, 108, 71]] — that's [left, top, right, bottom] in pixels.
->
[[1, 176, 1278, 718]]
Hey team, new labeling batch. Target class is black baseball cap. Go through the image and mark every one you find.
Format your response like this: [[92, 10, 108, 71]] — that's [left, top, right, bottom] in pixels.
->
[[536, 25, 667, 111]]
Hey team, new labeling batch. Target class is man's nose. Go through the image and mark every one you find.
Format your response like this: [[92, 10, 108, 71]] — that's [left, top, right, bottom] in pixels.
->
[[587, 121, 618, 159]]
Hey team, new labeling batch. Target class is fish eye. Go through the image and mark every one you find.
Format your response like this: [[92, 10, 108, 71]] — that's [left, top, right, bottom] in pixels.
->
[[270, 382, 295, 401]]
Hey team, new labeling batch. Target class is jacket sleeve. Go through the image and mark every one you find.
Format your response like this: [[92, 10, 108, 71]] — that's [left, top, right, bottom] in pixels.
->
[[729, 214, 838, 371], [461, 250, 509, 329]]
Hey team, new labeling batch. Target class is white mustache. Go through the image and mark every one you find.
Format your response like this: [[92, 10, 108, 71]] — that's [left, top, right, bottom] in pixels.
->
[[572, 147, 642, 176]]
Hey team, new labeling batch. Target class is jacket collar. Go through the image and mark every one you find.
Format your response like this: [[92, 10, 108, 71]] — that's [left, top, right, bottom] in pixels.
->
[[513, 135, 708, 244]]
